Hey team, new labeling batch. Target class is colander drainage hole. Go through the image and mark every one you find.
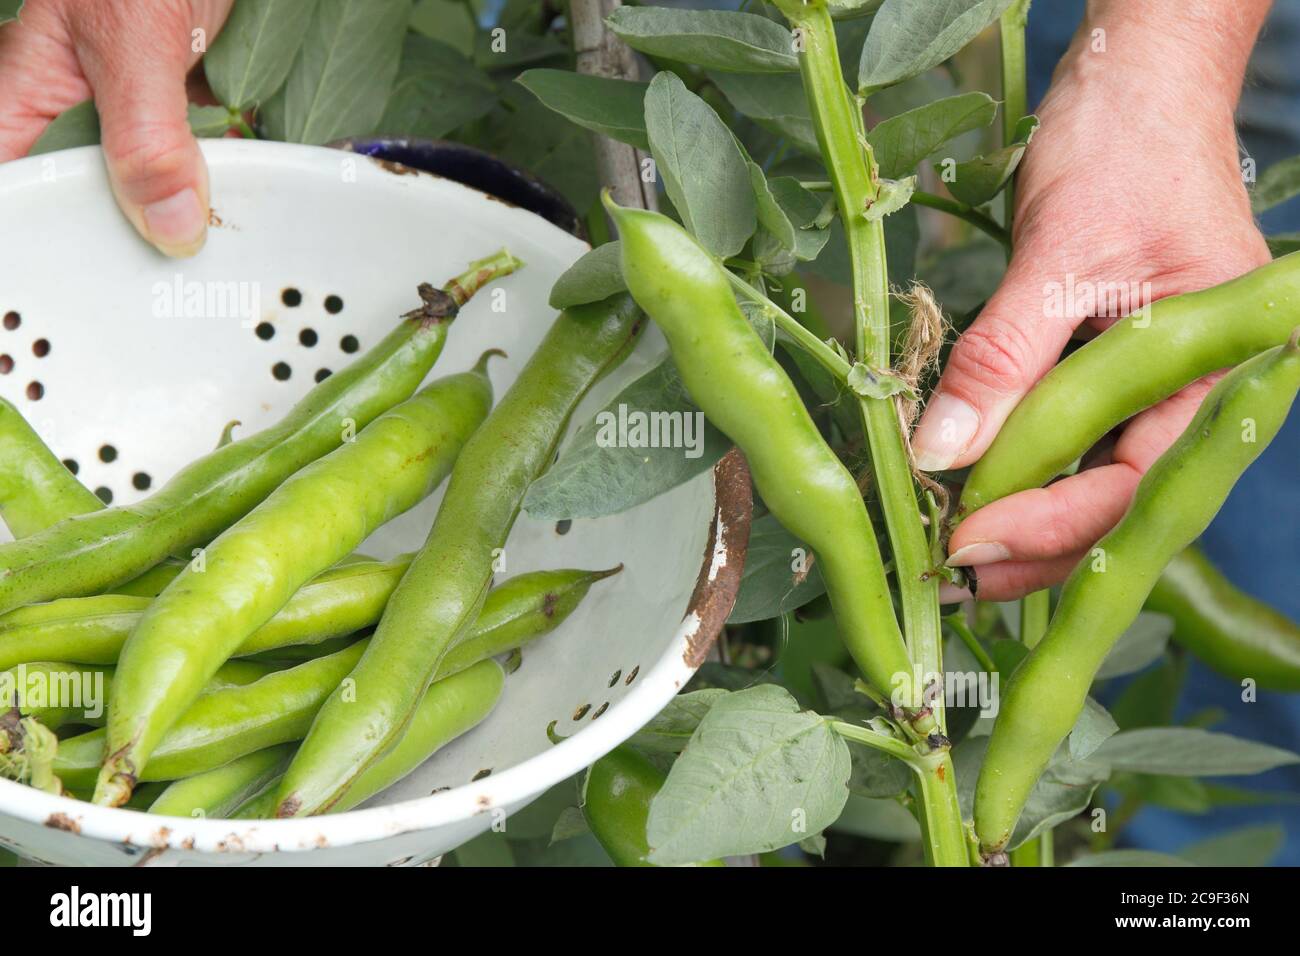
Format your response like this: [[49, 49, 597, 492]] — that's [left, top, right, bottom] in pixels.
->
[[314, 368, 332, 383], [340, 334, 359, 354], [0, 355, 11, 374], [62, 459, 78, 475], [3, 311, 19, 330], [592, 702, 609, 719], [255, 322, 275, 341], [99, 444, 117, 463], [555, 519, 572, 536], [133, 472, 152, 491], [325, 294, 343, 314], [572, 703, 591, 720], [25, 381, 42, 401], [299, 328, 318, 347], [272, 361, 292, 381], [32, 339, 50, 358], [471, 768, 492, 781], [624, 666, 640, 685], [281, 288, 302, 307], [94, 487, 112, 504]]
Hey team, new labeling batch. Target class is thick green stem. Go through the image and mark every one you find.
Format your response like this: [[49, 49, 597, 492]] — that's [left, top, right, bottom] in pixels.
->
[[780, 0, 961, 866], [787, 2, 940, 713], [998, 0, 1031, 227], [914, 752, 969, 867]]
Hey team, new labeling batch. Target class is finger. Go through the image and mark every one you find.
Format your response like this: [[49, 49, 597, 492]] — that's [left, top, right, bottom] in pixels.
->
[[911, 247, 1079, 472], [0, 5, 91, 161], [966, 551, 1087, 603], [69, 1, 210, 257], [947, 373, 1222, 568], [947, 463, 1139, 566]]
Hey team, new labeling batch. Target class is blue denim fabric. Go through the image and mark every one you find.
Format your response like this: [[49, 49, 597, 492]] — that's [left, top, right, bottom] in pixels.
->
[[1028, 0, 1300, 864]]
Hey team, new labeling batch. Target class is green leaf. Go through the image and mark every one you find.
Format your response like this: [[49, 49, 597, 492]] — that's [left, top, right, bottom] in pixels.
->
[[186, 105, 238, 138], [1109, 654, 1185, 730], [831, 793, 922, 841], [0, 0, 21, 25], [647, 685, 851, 864], [606, 7, 798, 74], [549, 806, 590, 845], [936, 114, 1038, 206], [847, 362, 917, 400], [28, 101, 100, 155], [474, 29, 565, 72], [1069, 697, 1118, 761], [261, 0, 410, 145], [548, 242, 626, 310], [522, 354, 729, 520], [644, 71, 756, 258], [409, 0, 475, 56], [728, 513, 827, 623], [204, 0, 317, 110], [867, 92, 998, 179], [1093, 728, 1300, 777], [493, 85, 599, 216], [859, 0, 1014, 94], [846, 741, 912, 798], [1067, 850, 1192, 867], [863, 176, 915, 222], [1251, 154, 1300, 213], [378, 35, 497, 140], [1095, 611, 1173, 679], [29, 101, 234, 155], [515, 70, 649, 150], [1181, 825, 1284, 867], [750, 163, 797, 252], [706, 71, 819, 154], [630, 689, 729, 753]]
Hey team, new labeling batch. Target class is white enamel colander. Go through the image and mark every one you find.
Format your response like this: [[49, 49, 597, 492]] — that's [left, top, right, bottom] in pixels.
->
[[0, 139, 749, 866]]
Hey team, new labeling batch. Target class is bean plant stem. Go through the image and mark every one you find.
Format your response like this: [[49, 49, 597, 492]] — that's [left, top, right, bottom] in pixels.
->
[[998, 0, 1032, 227], [779, 0, 962, 866]]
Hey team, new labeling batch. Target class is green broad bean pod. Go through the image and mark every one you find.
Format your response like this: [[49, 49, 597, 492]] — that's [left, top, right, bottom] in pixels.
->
[[583, 745, 725, 867], [148, 744, 295, 820], [0, 556, 409, 671], [603, 197, 914, 708], [274, 293, 644, 817], [1147, 545, 1300, 692], [48, 565, 608, 791], [231, 659, 505, 820], [1, 659, 273, 731], [974, 335, 1300, 856], [0, 398, 103, 539], [0, 251, 520, 616], [959, 252, 1300, 516], [96, 354, 499, 806]]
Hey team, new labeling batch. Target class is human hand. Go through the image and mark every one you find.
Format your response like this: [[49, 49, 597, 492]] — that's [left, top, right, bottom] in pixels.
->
[[910, 0, 1273, 602], [0, 0, 233, 256]]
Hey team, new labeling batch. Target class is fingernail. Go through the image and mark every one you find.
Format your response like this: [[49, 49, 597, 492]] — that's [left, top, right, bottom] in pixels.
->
[[913, 394, 980, 472], [946, 541, 1012, 567], [141, 187, 206, 257], [938, 582, 972, 605]]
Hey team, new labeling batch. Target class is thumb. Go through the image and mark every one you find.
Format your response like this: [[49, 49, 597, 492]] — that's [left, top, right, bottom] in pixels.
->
[[71, 4, 210, 257], [911, 257, 1074, 472]]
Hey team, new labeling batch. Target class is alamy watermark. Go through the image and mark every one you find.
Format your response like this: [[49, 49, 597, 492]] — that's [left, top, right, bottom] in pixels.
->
[[1043, 273, 1154, 327], [594, 404, 707, 459], [0, 664, 105, 721], [152, 274, 262, 327]]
